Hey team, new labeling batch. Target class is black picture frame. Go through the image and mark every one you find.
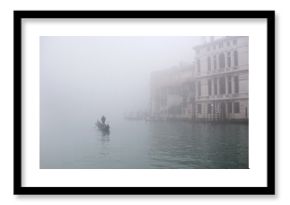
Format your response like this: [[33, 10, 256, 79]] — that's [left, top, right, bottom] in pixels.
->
[[14, 10, 275, 195]]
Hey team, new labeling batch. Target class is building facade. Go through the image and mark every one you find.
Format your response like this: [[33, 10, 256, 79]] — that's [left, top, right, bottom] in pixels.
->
[[150, 36, 249, 121], [194, 36, 249, 121], [150, 64, 195, 120]]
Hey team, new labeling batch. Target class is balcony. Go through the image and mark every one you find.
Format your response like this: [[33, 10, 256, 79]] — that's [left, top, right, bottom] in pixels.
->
[[195, 66, 248, 79], [196, 93, 248, 102]]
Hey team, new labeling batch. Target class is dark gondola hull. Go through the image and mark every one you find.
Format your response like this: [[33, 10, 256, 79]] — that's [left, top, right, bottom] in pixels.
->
[[96, 120, 110, 132]]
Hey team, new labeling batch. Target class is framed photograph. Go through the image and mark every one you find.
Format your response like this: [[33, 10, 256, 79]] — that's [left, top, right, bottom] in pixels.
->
[[14, 10, 275, 195]]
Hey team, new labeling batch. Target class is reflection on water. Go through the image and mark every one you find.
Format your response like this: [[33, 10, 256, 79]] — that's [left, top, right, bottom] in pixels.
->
[[40, 118, 248, 169], [148, 121, 248, 169], [100, 129, 110, 137]]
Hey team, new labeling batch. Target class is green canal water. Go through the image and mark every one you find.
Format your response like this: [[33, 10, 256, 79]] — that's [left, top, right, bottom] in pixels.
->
[[40, 115, 248, 169]]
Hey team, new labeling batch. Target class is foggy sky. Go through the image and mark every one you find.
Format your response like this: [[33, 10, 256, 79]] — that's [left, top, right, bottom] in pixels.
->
[[40, 36, 201, 119]]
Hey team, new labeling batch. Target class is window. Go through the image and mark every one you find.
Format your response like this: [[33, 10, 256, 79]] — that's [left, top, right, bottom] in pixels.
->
[[214, 78, 218, 95], [198, 81, 201, 96], [219, 53, 225, 69], [233, 39, 237, 45], [207, 56, 211, 72], [213, 55, 217, 70], [234, 76, 239, 93], [207, 104, 212, 114], [234, 102, 240, 113], [197, 59, 201, 73], [227, 52, 231, 67], [234, 50, 238, 66], [208, 79, 212, 96], [213, 44, 216, 50], [197, 104, 202, 114], [227, 41, 230, 46], [219, 77, 226, 94], [228, 102, 232, 113], [219, 42, 223, 48], [227, 76, 232, 94]]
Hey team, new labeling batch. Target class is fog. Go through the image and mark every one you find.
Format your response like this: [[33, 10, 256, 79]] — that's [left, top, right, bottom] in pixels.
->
[[40, 36, 249, 169], [40, 36, 201, 120]]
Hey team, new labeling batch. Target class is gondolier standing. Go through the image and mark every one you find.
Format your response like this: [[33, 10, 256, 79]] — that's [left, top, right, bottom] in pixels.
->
[[96, 115, 110, 135], [101, 115, 106, 124]]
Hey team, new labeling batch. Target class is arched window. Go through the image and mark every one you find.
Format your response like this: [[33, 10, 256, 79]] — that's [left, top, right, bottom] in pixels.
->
[[207, 56, 211, 71], [227, 52, 231, 67], [234, 102, 240, 113], [198, 81, 201, 96], [219, 77, 226, 94], [214, 78, 218, 95], [219, 53, 225, 69], [234, 76, 239, 93], [227, 76, 232, 94], [213, 55, 217, 70], [208, 79, 212, 96], [234, 50, 238, 66]]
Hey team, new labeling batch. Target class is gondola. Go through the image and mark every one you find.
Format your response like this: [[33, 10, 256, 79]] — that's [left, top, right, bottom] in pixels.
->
[[96, 120, 110, 132]]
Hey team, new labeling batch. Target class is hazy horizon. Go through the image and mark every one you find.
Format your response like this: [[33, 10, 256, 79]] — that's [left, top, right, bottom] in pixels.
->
[[40, 36, 202, 118], [40, 36, 248, 169]]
